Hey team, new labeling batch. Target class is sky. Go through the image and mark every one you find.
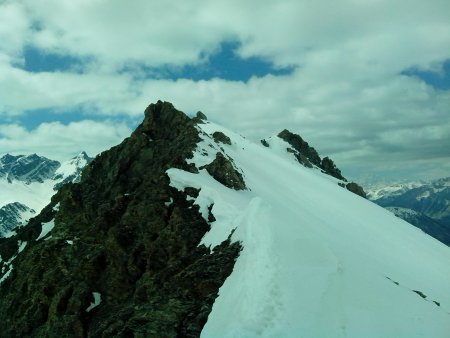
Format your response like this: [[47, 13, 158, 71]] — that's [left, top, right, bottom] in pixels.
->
[[0, 0, 449, 185]]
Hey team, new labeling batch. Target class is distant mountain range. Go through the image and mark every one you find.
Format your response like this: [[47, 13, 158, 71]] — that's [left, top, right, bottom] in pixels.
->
[[368, 177, 450, 246], [0, 152, 92, 237]]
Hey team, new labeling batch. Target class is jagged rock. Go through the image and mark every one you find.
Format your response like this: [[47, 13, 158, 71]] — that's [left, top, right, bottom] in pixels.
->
[[0, 101, 241, 337], [287, 148, 313, 168], [201, 152, 246, 190], [346, 182, 367, 198], [278, 129, 321, 167], [321, 157, 346, 181], [195, 111, 207, 121], [277, 130, 367, 198], [260, 139, 269, 147], [212, 131, 231, 145]]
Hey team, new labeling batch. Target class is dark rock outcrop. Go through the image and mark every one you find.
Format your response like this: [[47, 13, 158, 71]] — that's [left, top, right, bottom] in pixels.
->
[[277, 130, 366, 198], [201, 153, 246, 190], [278, 129, 322, 167], [212, 131, 231, 145], [321, 157, 346, 181], [0, 101, 241, 337], [345, 182, 367, 198]]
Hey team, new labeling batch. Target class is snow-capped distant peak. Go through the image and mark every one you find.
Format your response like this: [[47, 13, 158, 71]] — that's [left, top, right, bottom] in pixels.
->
[[53, 152, 91, 180], [0, 153, 60, 184], [0, 152, 92, 237]]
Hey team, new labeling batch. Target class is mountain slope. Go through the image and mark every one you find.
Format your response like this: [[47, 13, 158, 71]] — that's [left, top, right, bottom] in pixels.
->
[[168, 118, 450, 337], [386, 207, 450, 246], [0, 101, 449, 337], [371, 177, 450, 220], [0, 202, 35, 237], [0, 102, 239, 337], [368, 178, 450, 246], [262, 132, 366, 197]]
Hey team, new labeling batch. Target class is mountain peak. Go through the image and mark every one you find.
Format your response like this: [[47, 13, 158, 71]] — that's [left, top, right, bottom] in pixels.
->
[[0, 102, 449, 336], [0, 153, 60, 184], [140, 100, 194, 141]]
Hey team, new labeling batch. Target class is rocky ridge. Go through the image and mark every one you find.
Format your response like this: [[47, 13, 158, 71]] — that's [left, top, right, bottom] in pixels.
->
[[262, 129, 366, 198], [0, 154, 60, 184], [0, 101, 241, 337]]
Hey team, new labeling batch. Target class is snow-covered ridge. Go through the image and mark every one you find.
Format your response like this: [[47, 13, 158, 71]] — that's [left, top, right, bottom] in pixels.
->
[[167, 120, 450, 337], [367, 181, 426, 200]]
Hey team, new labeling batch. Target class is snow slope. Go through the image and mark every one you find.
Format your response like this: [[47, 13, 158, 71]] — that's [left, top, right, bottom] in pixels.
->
[[167, 121, 450, 338], [0, 178, 55, 213]]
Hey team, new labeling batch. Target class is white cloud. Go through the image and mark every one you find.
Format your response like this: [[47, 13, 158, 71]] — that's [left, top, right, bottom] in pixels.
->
[[0, 0, 449, 183], [0, 120, 132, 161], [0, 64, 144, 116], [0, 2, 28, 60]]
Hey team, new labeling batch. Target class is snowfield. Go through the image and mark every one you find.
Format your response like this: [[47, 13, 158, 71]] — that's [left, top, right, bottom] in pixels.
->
[[167, 121, 450, 338]]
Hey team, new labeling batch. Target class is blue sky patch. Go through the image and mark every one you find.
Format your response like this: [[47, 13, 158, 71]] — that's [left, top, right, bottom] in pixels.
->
[[11, 107, 140, 131], [22, 46, 88, 73], [402, 59, 450, 90], [124, 41, 296, 82]]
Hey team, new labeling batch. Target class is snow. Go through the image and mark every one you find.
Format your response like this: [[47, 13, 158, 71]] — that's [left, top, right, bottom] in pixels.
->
[[387, 206, 419, 218], [36, 220, 55, 240], [0, 178, 55, 213], [2, 230, 16, 238], [17, 241, 27, 253], [416, 190, 431, 201], [164, 197, 173, 207], [0, 239, 28, 285], [0, 268, 12, 285], [86, 292, 102, 312], [367, 181, 425, 200], [54, 152, 87, 181], [167, 121, 450, 337]]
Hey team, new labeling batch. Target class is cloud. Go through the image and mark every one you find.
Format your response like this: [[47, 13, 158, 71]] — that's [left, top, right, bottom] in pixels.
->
[[0, 0, 449, 183], [0, 120, 132, 161], [0, 64, 144, 116]]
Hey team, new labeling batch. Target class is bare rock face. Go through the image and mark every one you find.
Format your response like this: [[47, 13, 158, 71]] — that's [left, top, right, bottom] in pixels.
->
[[278, 129, 366, 198], [212, 131, 231, 145], [346, 182, 367, 198], [278, 129, 322, 167], [0, 101, 241, 337], [201, 153, 246, 190], [321, 157, 346, 181]]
